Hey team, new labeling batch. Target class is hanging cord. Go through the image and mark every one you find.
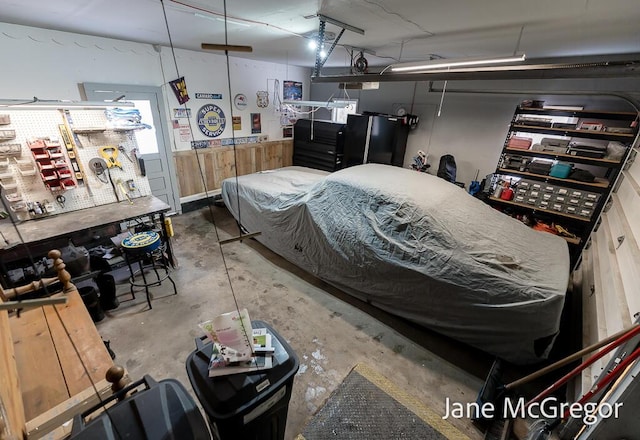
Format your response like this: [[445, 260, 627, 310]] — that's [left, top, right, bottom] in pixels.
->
[[222, 0, 244, 239], [513, 25, 524, 56], [159, 0, 253, 354], [273, 79, 282, 112], [437, 79, 448, 117]]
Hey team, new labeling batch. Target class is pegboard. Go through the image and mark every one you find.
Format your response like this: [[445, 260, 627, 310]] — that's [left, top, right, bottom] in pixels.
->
[[0, 108, 152, 222]]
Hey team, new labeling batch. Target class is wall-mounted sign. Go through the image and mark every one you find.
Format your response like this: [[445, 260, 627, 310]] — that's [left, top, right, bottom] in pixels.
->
[[197, 104, 226, 138], [232, 116, 242, 130], [169, 77, 190, 104], [283, 80, 302, 101], [173, 108, 192, 118], [191, 136, 260, 149], [251, 113, 261, 133], [195, 93, 222, 99], [234, 93, 247, 110], [172, 119, 191, 141], [256, 91, 269, 108]]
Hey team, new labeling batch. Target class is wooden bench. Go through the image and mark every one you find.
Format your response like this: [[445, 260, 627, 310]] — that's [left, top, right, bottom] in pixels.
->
[[1, 250, 115, 440]]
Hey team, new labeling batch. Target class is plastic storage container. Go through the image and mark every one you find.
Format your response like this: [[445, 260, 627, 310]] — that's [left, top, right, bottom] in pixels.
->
[[186, 320, 299, 440], [69, 375, 210, 439], [549, 162, 573, 178]]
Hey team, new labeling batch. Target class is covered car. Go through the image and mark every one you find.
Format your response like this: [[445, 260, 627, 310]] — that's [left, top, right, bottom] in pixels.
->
[[222, 164, 570, 364]]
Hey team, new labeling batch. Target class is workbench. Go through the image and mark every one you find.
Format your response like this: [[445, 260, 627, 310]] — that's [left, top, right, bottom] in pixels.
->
[[1, 287, 115, 439], [0, 196, 174, 288]]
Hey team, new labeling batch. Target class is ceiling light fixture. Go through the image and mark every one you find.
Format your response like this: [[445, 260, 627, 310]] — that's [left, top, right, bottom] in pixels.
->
[[282, 100, 349, 108], [214, 17, 251, 27], [389, 54, 526, 73], [0, 98, 135, 109], [193, 13, 251, 27]]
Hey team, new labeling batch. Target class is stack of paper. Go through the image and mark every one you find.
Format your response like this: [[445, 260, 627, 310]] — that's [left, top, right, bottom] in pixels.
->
[[199, 309, 274, 378]]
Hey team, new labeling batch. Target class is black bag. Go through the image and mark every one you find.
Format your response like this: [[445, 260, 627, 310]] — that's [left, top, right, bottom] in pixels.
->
[[437, 154, 457, 183], [527, 160, 553, 175], [569, 168, 596, 182]]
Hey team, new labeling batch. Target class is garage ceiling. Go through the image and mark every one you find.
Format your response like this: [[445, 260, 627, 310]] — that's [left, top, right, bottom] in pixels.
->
[[1, 0, 639, 72]]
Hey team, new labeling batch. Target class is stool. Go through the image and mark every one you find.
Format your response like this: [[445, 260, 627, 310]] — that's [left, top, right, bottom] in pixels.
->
[[122, 231, 177, 309]]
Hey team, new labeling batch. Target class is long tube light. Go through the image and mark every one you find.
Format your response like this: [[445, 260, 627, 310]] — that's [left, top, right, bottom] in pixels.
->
[[282, 100, 349, 108], [390, 54, 526, 73], [0, 98, 135, 109]]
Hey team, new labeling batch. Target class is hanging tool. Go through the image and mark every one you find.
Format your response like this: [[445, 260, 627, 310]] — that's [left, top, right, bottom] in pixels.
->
[[55, 195, 66, 208], [58, 118, 92, 195], [116, 179, 133, 204], [131, 147, 145, 176], [118, 144, 135, 162], [107, 168, 119, 202], [88, 157, 109, 183], [99, 146, 123, 169]]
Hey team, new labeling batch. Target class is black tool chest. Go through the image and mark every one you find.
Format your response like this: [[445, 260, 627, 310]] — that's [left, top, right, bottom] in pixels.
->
[[292, 119, 345, 172], [488, 104, 639, 267]]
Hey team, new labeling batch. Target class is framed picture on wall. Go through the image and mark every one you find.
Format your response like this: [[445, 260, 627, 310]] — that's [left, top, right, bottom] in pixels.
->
[[283, 81, 302, 101], [251, 113, 261, 134]]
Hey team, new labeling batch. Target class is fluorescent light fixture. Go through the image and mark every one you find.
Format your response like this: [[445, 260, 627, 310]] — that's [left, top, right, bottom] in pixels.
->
[[0, 98, 135, 109], [194, 12, 251, 27], [283, 100, 349, 108], [390, 54, 526, 73], [215, 17, 251, 27]]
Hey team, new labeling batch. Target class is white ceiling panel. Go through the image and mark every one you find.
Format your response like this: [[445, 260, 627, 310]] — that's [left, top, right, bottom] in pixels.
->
[[0, 0, 638, 70]]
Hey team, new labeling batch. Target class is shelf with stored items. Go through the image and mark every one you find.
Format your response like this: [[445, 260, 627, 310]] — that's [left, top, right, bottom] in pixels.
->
[[489, 104, 639, 266]]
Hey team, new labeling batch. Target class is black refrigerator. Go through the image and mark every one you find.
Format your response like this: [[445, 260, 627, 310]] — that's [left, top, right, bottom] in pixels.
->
[[343, 113, 410, 168]]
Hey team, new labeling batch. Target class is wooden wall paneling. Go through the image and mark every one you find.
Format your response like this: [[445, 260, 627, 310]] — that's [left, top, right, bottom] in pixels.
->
[[201, 149, 217, 192], [264, 142, 281, 170], [235, 146, 254, 177], [575, 144, 640, 415], [579, 248, 596, 395], [593, 222, 630, 334], [9, 307, 69, 421], [616, 171, 640, 246], [172, 140, 294, 197], [284, 140, 293, 166], [174, 151, 205, 196], [624, 148, 639, 184], [606, 197, 640, 321], [0, 307, 26, 439], [587, 238, 612, 385], [214, 147, 236, 189], [255, 145, 265, 172]]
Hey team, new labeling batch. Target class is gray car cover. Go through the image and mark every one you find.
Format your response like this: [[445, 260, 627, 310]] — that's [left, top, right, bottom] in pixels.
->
[[222, 164, 570, 364]]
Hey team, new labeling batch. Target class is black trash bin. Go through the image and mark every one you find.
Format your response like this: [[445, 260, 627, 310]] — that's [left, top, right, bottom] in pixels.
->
[[69, 375, 210, 439], [78, 285, 105, 322], [186, 320, 299, 440]]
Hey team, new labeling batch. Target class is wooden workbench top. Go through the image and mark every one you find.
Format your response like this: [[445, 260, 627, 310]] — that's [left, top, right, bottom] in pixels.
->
[[9, 288, 114, 422], [0, 195, 170, 250]]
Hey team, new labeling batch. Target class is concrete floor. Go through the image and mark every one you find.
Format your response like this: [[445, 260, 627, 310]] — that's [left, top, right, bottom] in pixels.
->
[[95, 204, 501, 440]]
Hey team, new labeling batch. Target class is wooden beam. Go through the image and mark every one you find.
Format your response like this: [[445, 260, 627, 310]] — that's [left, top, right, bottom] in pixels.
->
[[201, 43, 253, 52], [25, 380, 112, 440]]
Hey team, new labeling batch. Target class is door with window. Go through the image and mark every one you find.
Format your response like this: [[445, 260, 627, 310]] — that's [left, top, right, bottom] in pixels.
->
[[81, 83, 181, 213]]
